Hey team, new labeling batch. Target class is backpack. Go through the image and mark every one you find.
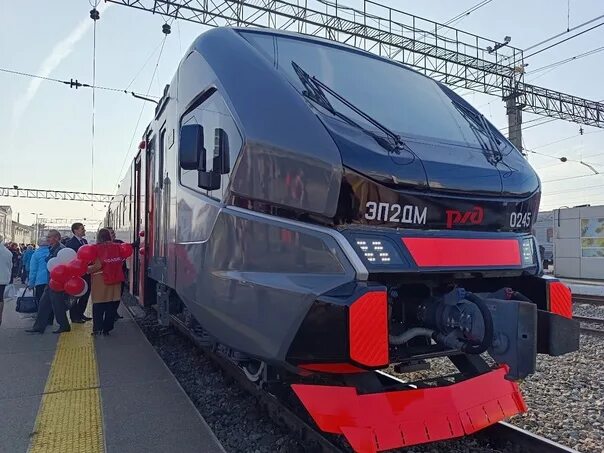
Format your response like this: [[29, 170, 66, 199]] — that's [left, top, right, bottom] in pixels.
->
[[97, 243, 125, 285]]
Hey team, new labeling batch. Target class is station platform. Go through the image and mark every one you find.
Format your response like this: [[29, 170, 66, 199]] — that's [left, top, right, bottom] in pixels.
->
[[0, 295, 225, 453]]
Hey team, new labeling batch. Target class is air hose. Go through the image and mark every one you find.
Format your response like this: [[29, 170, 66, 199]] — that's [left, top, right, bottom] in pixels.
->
[[389, 327, 435, 345]]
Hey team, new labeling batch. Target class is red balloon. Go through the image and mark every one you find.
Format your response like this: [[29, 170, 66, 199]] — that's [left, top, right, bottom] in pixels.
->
[[119, 243, 133, 259], [67, 258, 87, 277], [77, 244, 97, 263], [64, 276, 86, 297], [50, 264, 70, 283], [49, 279, 64, 292]]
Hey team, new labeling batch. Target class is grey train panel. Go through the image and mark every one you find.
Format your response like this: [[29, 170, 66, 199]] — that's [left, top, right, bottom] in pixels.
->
[[175, 207, 356, 361], [193, 28, 344, 218]]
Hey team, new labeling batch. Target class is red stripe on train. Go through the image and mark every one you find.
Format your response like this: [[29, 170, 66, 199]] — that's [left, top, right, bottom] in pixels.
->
[[402, 237, 521, 267]]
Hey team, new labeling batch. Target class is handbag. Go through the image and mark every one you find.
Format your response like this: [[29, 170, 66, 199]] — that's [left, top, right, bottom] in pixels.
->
[[16, 288, 39, 314]]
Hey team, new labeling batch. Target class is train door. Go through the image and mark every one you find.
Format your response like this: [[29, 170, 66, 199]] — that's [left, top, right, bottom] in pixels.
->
[[142, 133, 157, 305], [132, 153, 142, 297], [149, 122, 168, 283]]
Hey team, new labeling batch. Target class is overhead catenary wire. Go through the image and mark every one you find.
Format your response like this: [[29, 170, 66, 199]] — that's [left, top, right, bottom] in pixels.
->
[[495, 12, 604, 68], [114, 32, 169, 190], [523, 13, 604, 53], [90, 1, 99, 208], [523, 21, 604, 60], [124, 37, 166, 92], [542, 173, 602, 183], [412, 0, 495, 42], [442, 0, 495, 27], [527, 45, 604, 76], [0, 67, 160, 98], [542, 182, 604, 197]]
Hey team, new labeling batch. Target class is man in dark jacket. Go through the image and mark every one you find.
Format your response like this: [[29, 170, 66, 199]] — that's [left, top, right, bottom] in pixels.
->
[[26, 230, 71, 334], [65, 222, 92, 323]]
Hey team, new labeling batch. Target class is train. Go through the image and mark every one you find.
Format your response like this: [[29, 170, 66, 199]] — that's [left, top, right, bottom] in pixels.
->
[[107, 27, 580, 452]]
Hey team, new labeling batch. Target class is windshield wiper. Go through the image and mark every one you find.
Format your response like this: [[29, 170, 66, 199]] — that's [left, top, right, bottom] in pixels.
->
[[291, 61, 406, 153], [449, 97, 504, 162]]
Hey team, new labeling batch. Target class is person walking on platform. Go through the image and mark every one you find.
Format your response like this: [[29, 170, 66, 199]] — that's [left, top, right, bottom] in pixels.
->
[[9, 243, 21, 284], [89, 228, 124, 336], [66, 222, 92, 323], [0, 235, 14, 327], [21, 245, 34, 284], [26, 230, 71, 334], [28, 239, 52, 326]]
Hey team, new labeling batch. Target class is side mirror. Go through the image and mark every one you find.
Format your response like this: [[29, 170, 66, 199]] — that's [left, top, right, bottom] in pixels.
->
[[198, 171, 221, 190], [213, 128, 230, 175], [179, 124, 204, 170]]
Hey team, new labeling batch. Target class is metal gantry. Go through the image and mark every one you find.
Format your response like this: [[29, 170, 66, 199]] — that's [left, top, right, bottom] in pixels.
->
[[108, 0, 604, 135], [0, 187, 114, 203]]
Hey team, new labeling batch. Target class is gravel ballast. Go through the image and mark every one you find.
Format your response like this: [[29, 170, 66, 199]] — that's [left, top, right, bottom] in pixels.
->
[[574, 303, 604, 319], [513, 334, 604, 453], [129, 307, 308, 453]]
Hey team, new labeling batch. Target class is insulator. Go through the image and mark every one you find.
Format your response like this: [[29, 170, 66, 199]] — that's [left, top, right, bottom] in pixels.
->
[[90, 8, 100, 21], [162, 23, 171, 35]]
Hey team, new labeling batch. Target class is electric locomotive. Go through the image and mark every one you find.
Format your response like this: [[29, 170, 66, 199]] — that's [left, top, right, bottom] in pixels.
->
[[107, 27, 579, 452]]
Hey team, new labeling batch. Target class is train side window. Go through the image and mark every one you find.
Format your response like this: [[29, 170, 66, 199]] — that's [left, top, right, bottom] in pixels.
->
[[179, 91, 242, 199]]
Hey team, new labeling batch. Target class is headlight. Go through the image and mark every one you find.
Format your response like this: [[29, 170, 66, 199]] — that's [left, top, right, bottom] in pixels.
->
[[353, 237, 402, 265], [521, 238, 535, 266]]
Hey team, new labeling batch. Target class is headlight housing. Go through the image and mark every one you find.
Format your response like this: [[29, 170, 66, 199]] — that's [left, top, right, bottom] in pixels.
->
[[353, 237, 403, 266], [521, 237, 536, 266]]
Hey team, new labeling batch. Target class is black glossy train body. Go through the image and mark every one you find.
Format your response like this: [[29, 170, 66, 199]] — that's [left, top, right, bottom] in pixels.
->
[[107, 28, 579, 452]]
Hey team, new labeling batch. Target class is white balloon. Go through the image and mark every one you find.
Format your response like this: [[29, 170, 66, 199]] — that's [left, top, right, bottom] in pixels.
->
[[74, 280, 89, 298], [57, 248, 76, 263], [47, 257, 60, 272]]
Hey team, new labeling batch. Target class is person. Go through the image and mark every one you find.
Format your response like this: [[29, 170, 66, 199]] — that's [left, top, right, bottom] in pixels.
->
[[65, 222, 92, 323], [88, 228, 125, 335], [26, 230, 71, 334], [21, 245, 35, 284], [106, 227, 123, 244], [106, 227, 125, 319], [28, 239, 52, 326], [0, 236, 14, 327], [9, 243, 21, 283]]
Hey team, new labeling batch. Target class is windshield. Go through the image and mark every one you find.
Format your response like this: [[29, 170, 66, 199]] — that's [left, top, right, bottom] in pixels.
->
[[241, 31, 512, 151]]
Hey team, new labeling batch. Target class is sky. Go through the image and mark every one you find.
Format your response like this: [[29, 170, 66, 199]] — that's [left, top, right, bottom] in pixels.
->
[[0, 0, 603, 228]]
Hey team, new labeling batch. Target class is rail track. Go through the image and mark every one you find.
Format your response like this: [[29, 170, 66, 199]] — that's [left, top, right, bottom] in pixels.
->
[[572, 294, 604, 336], [120, 300, 579, 453], [479, 422, 578, 453], [573, 315, 604, 337], [166, 313, 343, 453], [573, 295, 604, 306]]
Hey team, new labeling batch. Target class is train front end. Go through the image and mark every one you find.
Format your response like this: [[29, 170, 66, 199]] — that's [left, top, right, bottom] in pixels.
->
[[184, 28, 581, 453], [235, 29, 579, 453]]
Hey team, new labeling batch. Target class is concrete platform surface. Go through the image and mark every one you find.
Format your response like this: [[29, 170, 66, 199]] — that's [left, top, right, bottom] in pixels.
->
[[0, 295, 225, 453]]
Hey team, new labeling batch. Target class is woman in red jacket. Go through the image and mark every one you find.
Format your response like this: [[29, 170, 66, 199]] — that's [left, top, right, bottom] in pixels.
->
[[88, 229, 125, 335]]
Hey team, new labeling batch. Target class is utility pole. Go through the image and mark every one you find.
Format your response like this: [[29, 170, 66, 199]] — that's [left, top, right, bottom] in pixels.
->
[[506, 96, 523, 153], [31, 212, 42, 245], [505, 63, 527, 155]]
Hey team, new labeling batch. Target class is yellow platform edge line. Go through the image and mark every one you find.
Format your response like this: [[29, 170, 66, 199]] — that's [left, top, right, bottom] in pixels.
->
[[28, 322, 105, 453]]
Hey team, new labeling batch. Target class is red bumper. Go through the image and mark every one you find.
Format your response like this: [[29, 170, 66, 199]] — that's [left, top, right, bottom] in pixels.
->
[[292, 366, 527, 453]]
